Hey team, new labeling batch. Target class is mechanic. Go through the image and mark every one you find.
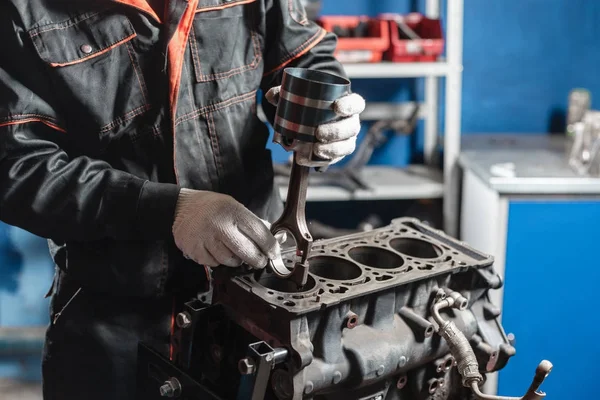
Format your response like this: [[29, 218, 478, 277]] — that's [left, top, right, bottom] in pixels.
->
[[0, 1, 364, 399]]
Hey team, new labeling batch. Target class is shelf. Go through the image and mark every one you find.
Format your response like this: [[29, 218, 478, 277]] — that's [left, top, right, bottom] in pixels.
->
[[360, 101, 426, 121], [277, 165, 443, 202], [343, 62, 453, 78]]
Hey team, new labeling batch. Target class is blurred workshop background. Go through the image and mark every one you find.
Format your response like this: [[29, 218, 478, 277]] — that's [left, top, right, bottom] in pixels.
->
[[2, 0, 600, 399]]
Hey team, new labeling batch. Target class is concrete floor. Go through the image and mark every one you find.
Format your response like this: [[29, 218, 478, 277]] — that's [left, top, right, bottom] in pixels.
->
[[0, 380, 43, 400]]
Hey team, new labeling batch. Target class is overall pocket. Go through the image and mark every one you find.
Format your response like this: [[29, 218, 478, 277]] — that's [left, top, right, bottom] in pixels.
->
[[28, 9, 150, 136], [190, 0, 262, 83]]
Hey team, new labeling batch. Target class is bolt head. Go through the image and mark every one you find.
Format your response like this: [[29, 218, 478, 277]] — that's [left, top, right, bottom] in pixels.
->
[[435, 288, 446, 301], [159, 384, 173, 397], [238, 358, 256, 375], [507, 332, 516, 345], [176, 312, 192, 328], [376, 365, 385, 376], [159, 378, 181, 398]]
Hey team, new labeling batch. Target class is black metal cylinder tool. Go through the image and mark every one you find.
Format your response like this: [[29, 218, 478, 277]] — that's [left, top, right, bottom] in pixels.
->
[[269, 68, 351, 287]]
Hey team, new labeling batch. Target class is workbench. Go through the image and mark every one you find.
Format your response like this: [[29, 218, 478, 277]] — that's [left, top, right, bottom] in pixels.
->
[[459, 134, 599, 399]]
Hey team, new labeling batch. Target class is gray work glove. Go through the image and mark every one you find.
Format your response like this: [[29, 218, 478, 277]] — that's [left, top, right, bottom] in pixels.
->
[[172, 189, 280, 269], [266, 87, 366, 164]]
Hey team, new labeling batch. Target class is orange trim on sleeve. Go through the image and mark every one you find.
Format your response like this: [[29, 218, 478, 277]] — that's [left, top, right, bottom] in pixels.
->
[[195, 0, 256, 13], [50, 34, 137, 67], [0, 118, 66, 133], [113, 0, 162, 23], [167, 0, 199, 184], [264, 28, 327, 76]]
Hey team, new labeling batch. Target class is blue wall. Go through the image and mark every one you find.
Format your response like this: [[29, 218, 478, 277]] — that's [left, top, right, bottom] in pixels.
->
[[462, 0, 600, 133]]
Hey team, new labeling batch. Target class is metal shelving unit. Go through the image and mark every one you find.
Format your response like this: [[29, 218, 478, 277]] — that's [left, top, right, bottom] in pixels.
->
[[277, 0, 463, 235], [352, 0, 463, 236]]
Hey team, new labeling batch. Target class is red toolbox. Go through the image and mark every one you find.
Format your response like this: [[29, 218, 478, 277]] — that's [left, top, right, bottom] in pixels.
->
[[317, 16, 389, 63], [380, 13, 444, 62]]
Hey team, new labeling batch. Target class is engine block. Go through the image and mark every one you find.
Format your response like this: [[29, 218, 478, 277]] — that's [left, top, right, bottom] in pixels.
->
[[207, 218, 515, 400]]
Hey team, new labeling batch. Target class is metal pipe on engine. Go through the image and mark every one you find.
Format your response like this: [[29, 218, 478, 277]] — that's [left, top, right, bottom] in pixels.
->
[[431, 289, 553, 400]]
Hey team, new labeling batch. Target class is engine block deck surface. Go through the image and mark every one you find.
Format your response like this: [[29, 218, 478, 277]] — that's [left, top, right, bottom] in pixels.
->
[[232, 218, 494, 315]]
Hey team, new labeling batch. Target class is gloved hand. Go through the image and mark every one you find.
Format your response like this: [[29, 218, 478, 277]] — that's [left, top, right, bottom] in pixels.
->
[[266, 86, 365, 164], [172, 189, 280, 269]]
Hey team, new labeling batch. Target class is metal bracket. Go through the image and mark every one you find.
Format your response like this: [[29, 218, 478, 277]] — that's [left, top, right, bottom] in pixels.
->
[[171, 300, 225, 371], [237, 341, 288, 400]]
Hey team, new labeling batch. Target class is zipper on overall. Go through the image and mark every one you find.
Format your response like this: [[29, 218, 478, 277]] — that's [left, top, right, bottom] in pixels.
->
[[52, 287, 82, 325]]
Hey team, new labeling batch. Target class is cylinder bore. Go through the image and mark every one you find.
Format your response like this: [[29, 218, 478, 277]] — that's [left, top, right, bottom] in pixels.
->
[[348, 246, 404, 269], [390, 238, 442, 259], [308, 256, 362, 281], [256, 273, 317, 293]]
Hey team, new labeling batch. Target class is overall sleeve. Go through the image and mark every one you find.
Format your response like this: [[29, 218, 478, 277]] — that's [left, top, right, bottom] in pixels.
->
[[0, 10, 180, 243], [260, 0, 347, 122]]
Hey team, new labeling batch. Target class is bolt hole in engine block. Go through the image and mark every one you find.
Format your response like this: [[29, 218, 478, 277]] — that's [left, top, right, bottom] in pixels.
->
[[348, 246, 404, 269], [390, 238, 443, 259], [428, 379, 439, 393], [444, 357, 454, 370]]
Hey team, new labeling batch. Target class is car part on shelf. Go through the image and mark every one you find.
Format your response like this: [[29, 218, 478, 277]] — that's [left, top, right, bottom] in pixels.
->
[[564, 89, 600, 176], [274, 104, 420, 193], [380, 13, 445, 63], [137, 218, 551, 400], [317, 16, 389, 63], [568, 109, 600, 176], [346, 108, 419, 169], [566, 88, 591, 135]]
